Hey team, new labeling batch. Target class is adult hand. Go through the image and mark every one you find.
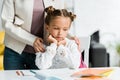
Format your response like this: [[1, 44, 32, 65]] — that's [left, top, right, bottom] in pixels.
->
[[71, 36, 80, 51], [33, 37, 45, 52]]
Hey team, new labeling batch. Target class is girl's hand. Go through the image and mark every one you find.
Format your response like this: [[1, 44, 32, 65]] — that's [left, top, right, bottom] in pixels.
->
[[58, 39, 66, 46], [71, 36, 80, 51], [47, 35, 57, 44], [33, 38, 45, 52]]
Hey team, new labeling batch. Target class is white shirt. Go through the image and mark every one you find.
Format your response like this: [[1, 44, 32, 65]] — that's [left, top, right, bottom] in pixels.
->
[[35, 38, 81, 69]]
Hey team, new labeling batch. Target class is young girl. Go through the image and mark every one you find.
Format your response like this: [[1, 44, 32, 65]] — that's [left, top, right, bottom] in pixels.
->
[[35, 6, 84, 69]]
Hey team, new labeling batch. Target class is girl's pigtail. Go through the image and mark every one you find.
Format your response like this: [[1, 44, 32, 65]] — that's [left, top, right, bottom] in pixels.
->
[[45, 6, 55, 15], [69, 12, 76, 21]]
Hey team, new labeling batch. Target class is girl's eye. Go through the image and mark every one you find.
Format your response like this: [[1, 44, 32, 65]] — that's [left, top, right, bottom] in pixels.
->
[[64, 29, 68, 31], [54, 28, 59, 30]]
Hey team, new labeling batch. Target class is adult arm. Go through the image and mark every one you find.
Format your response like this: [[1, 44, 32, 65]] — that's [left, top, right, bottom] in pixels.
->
[[1, 0, 37, 46]]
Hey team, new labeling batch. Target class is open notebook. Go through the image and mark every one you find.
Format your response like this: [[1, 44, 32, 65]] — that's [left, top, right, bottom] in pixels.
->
[[71, 68, 113, 80]]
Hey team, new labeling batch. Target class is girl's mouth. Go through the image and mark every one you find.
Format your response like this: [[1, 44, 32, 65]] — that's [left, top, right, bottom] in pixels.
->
[[56, 37, 63, 40]]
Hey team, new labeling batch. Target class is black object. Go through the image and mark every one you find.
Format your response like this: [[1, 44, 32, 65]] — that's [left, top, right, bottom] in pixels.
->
[[89, 30, 109, 67]]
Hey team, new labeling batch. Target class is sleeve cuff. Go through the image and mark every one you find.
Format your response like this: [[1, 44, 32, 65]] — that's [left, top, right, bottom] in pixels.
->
[[58, 44, 64, 49], [50, 43, 57, 49], [29, 36, 37, 46]]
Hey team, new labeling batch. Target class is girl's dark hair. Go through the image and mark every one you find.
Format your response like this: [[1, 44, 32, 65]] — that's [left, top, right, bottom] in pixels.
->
[[45, 6, 76, 25]]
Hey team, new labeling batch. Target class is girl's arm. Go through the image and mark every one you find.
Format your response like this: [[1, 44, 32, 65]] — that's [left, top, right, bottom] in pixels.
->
[[35, 43, 57, 69], [57, 40, 81, 69]]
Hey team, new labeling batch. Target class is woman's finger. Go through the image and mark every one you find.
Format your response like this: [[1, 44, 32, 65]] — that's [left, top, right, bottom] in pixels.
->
[[34, 45, 45, 52], [34, 47, 40, 52], [36, 42, 45, 52], [33, 38, 45, 52]]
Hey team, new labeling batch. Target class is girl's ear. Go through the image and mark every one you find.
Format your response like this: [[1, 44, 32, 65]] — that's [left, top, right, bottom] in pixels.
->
[[45, 24, 50, 38], [45, 24, 49, 31], [45, 24, 51, 35]]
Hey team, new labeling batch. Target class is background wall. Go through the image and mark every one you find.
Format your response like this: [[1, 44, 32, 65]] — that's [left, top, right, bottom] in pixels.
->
[[0, 0, 3, 30], [73, 0, 120, 37]]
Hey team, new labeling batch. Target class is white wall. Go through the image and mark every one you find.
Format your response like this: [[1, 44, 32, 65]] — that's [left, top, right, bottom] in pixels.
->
[[74, 0, 120, 37], [0, 0, 3, 30]]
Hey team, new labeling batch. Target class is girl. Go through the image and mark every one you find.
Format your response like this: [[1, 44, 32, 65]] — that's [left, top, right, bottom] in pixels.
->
[[35, 6, 85, 69]]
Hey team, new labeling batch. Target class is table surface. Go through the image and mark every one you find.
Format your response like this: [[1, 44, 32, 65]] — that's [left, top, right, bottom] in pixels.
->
[[0, 67, 120, 80]]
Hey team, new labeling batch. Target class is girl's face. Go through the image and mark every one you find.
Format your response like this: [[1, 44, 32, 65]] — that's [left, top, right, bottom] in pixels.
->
[[46, 16, 71, 42]]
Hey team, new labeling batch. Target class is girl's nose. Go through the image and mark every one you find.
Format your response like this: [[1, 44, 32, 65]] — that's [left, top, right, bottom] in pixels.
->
[[58, 30, 63, 35]]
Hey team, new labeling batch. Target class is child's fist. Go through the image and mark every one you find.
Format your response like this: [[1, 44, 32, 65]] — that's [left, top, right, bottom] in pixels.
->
[[47, 35, 57, 44]]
